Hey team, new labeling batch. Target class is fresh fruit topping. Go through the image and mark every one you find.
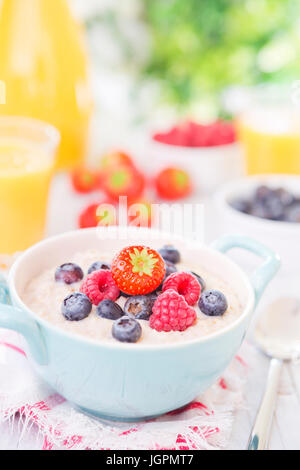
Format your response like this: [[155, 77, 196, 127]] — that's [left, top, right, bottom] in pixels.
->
[[88, 261, 111, 274], [102, 165, 145, 202], [199, 290, 228, 317], [187, 271, 206, 291], [153, 120, 236, 147], [80, 270, 120, 306], [62, 293, 92, 321], [112, 316, 142, 343], [150, 290, 197, 332], [78, 200, 117, 229], [55, 263, 84, 285], [159, 245, 181, 264], [71, 167, 99, 194], [162, 272, 201, 306], [155, 167, 192, 201], [96, 299, 124, 320], [124, 295, 155, 320], [111, 246, 165, 295]]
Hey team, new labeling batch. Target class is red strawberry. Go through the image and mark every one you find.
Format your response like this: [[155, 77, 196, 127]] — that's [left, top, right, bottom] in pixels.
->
[[102, 165, 145, 202], [71, 167, 99, 194], [150, 289, 197, 332], [78, 200, 117, 229], [127, 199, 153, 228], [78, 203, 99, 229], [155, 167, 192, 201], [99, 151, 135, 172], [111, 246, 165, 295]]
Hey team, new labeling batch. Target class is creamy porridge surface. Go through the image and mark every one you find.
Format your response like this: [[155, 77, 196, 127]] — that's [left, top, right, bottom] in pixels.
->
[[22, 249, 243, 345]]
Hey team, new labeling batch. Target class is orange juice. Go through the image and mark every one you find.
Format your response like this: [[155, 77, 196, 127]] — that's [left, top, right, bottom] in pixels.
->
[[0, 0, 93, 170], [0, 117, 59, 254], [238, 107, 300, 174]]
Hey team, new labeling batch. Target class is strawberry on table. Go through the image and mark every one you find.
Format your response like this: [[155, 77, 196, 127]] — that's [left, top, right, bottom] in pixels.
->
[[102, 165, 145, 202], [111, 246, 165, 295], [71, 167, 99, 194], [78, 200, 117, 229], [155, 167, 192, 201], [100, 151, 135, 172], [127, 199, 153, 228], [78, 203, 99, 228]]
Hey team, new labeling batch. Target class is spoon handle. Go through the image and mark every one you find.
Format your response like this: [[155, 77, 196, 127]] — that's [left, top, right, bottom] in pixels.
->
[[248, 358, 282, 450]]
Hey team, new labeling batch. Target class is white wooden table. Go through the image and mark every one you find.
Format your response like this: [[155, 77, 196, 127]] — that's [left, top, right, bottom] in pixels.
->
[[1, 174, 299, 450]]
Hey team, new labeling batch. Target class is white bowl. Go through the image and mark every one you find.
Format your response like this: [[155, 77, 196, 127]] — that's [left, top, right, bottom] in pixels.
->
[[214, 174, 300, 274], [148, 139, 245, 196]]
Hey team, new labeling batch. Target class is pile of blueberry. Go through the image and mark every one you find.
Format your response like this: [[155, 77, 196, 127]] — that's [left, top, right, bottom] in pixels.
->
[[230, 185, 300, 223], [55, 244, 228, 344]]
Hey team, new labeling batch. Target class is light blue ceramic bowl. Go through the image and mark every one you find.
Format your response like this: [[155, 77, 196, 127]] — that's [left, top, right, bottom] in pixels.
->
[[0, 228, 280, 421]]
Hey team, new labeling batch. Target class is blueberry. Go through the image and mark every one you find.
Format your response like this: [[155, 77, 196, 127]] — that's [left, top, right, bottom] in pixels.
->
[[62, 293, 92, 321], [199, 290, 228, 317], [96, 299, 124, 320], [284, 202, 300, 223], [164, 261, 177, 278], [249, 201, 269, 219], [274, 188, 294, 207], [158, 245, 181, 264], [230, 198, 250, 214], [188, 271, 206, 291], [254, 185, 273, 203], [55, 263, 84, 285], [88, 261, 111, 274], [263, 193, 285, 220], [124, 296, 154, 320], [112, 316, 142, 343]]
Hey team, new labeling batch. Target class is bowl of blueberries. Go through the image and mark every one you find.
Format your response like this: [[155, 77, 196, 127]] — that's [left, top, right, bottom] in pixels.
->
[[214, 174, 300, 273]]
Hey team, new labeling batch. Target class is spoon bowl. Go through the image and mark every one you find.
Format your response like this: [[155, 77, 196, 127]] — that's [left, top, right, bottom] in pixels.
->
[[255, 297, 300, 360], [248, 297, 300, 450]]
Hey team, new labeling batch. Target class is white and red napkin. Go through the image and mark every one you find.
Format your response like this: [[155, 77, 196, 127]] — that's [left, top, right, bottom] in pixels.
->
[[0, 327, 251, 450]]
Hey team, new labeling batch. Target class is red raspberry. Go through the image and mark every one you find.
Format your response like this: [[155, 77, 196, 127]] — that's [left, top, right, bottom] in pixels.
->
[[162, 272, 201, 306], [80, 270, 120, 306], [150, 290, 197, 332]]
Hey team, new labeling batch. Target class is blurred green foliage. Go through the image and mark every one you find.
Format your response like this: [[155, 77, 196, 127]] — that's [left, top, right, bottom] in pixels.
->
[[142, 0, 300, 109]]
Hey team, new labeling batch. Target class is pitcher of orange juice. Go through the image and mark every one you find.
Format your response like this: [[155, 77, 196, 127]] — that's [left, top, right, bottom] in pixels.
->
[[0, 0, 93, 169]]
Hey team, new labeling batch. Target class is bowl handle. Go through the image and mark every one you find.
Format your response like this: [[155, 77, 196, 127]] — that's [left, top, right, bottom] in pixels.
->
[[211, 235, 280, 306], [0, 276, 47, 364]]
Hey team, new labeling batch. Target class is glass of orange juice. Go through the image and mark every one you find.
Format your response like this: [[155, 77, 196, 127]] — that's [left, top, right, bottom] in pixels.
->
[[0, 116, 60, 254], [237, 86, 300, 175]]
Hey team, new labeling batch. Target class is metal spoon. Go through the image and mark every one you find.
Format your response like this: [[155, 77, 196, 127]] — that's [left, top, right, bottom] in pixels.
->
[[248, 297, 300, 450]]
